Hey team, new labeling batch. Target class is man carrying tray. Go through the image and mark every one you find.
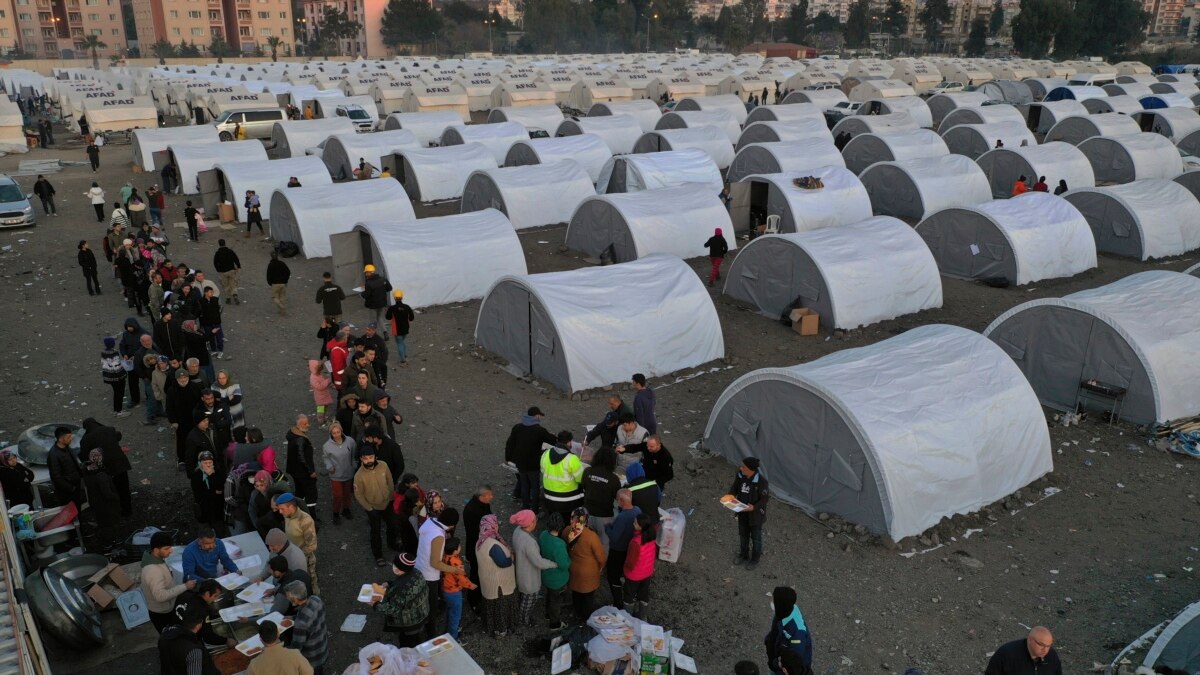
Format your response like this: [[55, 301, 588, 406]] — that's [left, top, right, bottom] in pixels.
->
[[724, 457, 770, 570]]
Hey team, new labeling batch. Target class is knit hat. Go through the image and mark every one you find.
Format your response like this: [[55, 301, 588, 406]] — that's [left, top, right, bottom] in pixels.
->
[[275, 492, 296, 505], [625, 462, 646, 483], [253, 470, 271, 484], [265, 529, 287, 546], [103, 336, 116, 349], [157, 355, 169, 364], [175, 368, 189, 380], [357, 445, 376, 459], [374, 389, 390, 402], [181, 319, 198, 333], [122, 238, 132, 246], [772, 586, 797, 621], [508, 509, 537, 529], [742, 456, 761, 471], [393, 552, 416, 572]]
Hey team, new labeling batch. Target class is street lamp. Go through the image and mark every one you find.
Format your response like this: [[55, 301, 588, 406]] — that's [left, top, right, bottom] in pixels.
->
[[485, 16, 494, 53], [646, 9, 657, 52]]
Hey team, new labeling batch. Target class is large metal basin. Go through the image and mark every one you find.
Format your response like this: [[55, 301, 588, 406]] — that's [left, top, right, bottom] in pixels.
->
[[25, 566, 104, 648], [45, 554, 110, 589], [16, 424, 82, 466]]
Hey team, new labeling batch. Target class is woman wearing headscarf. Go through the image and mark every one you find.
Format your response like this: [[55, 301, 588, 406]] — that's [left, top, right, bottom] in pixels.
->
[[475, 514, 518, 636], [0, 450, 35, 507], [764, 586, 813, 675], [370, 552, 428, 648], [81, 449, 119, 547], [510, 509, 557, 627], [248, 470, 278, 538], [703, 227, 730, 287], [424, 490, 446, 521], [212, 370, 244, 428], [564, 506, 606, 622]]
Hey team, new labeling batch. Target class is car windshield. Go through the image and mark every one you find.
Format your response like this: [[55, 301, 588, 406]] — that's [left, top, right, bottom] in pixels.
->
[[0, 184, 25, 203], [213, 111, 232, 124], [347, 109, 369, 120]]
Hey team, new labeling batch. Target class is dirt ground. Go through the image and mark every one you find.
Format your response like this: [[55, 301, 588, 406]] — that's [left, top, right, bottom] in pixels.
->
[[1, 131, 1198, 675]]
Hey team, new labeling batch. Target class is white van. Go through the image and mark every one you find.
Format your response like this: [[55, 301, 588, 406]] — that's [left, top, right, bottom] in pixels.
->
[[1067, 74, 1116, 87], [334, 104, 376, 132], [214, 108, 287, 141]]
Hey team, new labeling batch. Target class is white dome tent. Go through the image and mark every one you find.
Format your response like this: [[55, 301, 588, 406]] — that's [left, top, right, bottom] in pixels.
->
[[270, 118, 356, 159], [723, 216, 942, 328], [781, 89, 847, 108], [211, 156, 332, 223], [381, 111, 465, 146], [461, 161, 596, 230], [632, 126, 735, 169], [1044, 112, 1141, 145], [320, 129, 422, 180], [1076, 133, 1184, 183], [587, 99, 662, 132], [1022, 99, 1089, 134], [735, 119, 832, 151], [1134, 107, 1200, 141], [168, 141, 269, 195], [702, 324, 1053, 540], [487, 104, 565, 134], [859, 155, 992, 221], [674, 93, 749, 125], [940, 121, 1038, 160], [985, 271, 1200, 425], [440, 122, 529, 164], [855, 95, 933, 128], [269, 181, 415, 258], [596, 148, 723, 194], [1063, 179, 1200, 259], [830, 112, 918, 138], [475, 254, 725, 393], [390, 143, 498, 202], [937, 104, 1027, 133], [975, 142, 1097, 198], [925, 91, 990, 126], [736, 167, 873, 234], [1174, 170, 1200, 202], [841, 129, 948, 174], [329, 210, 527, 309], [503, 134, 613, 183], [564, 184, 735, 262], [132, 126, 218, 171], [1081, 94, 1143, 115], [655, 109, 741, 143], [555, 115, 642, 154], [725, 135, 846, 182], [1107, 599, 1200, 674], [915, 193, 1098, 286], [744, 102, 825, 125]]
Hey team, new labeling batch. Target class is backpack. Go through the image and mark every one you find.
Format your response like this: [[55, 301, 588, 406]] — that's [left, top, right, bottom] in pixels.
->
[[224, 462, 256, 524]]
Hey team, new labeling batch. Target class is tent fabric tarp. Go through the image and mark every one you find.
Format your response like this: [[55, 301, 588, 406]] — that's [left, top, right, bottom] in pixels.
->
[[632, 126, 736, 169], [132, 126, 218, 170], [1077, 132, 1184, 183], [271, 118, 356, 158], [332, 210, 526, 310], [169, 141, 269, 194], [270, 180, 414, 258], [461, 161, 596, 230], [740, 167, 873, 234], [830, 112, 918, 138], [726, 138, 846, 183], [587, 99, 663, 132], [487, 104, 565, 134], [925, 91, 990, 126], [723, 216, 943, 328], [841, 129, 948, 174], [475, 253, 725, 393], [596, 148, 723, 194], [978, 80, 1034, 105], [321, 129, 422, 180], [555, 115, 642, 154], [701, 323, 1053, 540], [937, 104, 1027, 133], [655, 109, 741, 143], [1044, 112, 1141, 145], [503, 134, 613, 183], [565, 183, 736, 262], [381, 111, 465, 146], [674, 94, 750, 125], [736, 119, 833, 151], [1141, 600, 1200, 672], [916, 192, 1098, 285], [975, 142, 1097, 198], [214, 155, 333, 222], [985, 270, 1200, 425], [860, 154, 992, 221], [1063, 179, 1200, 259], [940, 121, 1038, 160], [397, 143, 498, 202], [441, 121, 529, 163]]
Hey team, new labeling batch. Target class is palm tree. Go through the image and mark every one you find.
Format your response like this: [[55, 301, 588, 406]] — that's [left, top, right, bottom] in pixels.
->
[[265, 36, 283, 62], [80, 34, 107, 70]]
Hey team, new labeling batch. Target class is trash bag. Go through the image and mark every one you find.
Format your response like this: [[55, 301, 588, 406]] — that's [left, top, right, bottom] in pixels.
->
[[339, 642, 433, 675], [275, 241, 300, 258]]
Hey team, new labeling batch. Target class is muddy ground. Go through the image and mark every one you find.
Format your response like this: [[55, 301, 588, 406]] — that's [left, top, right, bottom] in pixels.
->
[[0, 132, 1197, 674]]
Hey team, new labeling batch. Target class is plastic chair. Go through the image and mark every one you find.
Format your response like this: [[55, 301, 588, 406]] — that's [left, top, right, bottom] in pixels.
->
[[763, 215, 780, 234]]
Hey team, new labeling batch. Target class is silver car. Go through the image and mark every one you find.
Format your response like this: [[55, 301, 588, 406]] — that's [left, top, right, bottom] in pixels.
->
[[0, 174, 35, 228]]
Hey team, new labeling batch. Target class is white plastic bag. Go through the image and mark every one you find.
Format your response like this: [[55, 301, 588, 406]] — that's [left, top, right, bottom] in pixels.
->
[[657, 507, 686, 563]]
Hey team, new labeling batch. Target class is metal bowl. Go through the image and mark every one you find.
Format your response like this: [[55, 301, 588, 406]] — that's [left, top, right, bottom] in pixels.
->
[[24, 566, 104, 648], [16, 423, 82, 466], [45, 554, 110, 589]]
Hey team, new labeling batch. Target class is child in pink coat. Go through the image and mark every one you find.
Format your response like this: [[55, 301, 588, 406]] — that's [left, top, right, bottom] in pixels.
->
[[308, 359, 335, 426]]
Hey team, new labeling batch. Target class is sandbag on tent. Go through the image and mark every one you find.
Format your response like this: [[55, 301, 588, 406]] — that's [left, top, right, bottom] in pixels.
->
[[656, 109, 741, 143], [555, 115, 642, 154], [674, 93, 749, 125], [937, 104, 1026, 133], [942, 121, 1038, 160], [735, 167, 872, 234], [985, 270, 1200, 425], [270, 118, 356, 159], [925, 91, 990, 127], [1133, 107, 1200, 141], [633, 127, 735, 169], [212, 156, 332, 222], [855, 95, 933, 128], [400, 84, 470, 121], [841, 129, 948, 174], [1063, 179, 1200, 259], [726, 138, 845, 183], [475, 254, 725, 393], [270, 181, 414, 258], [860, 154, 992, 221], [1077, 132, 1183, 183], [504, 134, 613, 183], [587, 99, 662, 132], [321, 129, 422, 180], [441, 122, 528, 163], [381, 111, 464, 146], [744, 102, 825, 126], [565, 184, 735, 262], [830, 112, 919, 138], [1022, 100, 1089, 134], [916, 193, 1097, 285], [331, 210, 526, 309], [596, 148, 723, 194], [736, 119, 832, 151], [1044, 113, 1141, 145], [723, 216, 942, 327], [976, 142, 1097, 198], [702, 323, 1053, 540], [488, 104, 565, 135], [83, 95, 157, 133], [168, 141, 269, 195], [391, 143, 498, 202], [462, 161, 595, 230]]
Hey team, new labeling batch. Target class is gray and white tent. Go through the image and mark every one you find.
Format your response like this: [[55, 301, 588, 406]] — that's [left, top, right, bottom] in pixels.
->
[[555, 115, 642, 154], [441, 122, 529, 164], [726, 138, 845, 183], [504, 133, 613, 183], [937, 104, 1027, 133], [487, 104, 565, 135], [390, 143, 498, 202], [735, 119, 832, 151], [270, 181, 415, 258], [1189, 262, 1200, 278], [269, 118, 356, 159], [674, 93, 749, 125], [915, 193, 1098, 285], [723, 216, 942, 328], [975, 142, 1097, 198], [564, 183, 735, 262], [320, 129, 422, 180], [978, 80, 1034, 105], [940, 121, 1037, 160], [461, 161, 596, 230], [1082, 94, 1144, 115], [381, 110, 465, 146], [781, 89, 847, 108], [330, 210, 526, 310], [633, 126, 735, 169], [1076, 133, 1184, 183], [736, 167, 873, 234], [1106, 599, 1200, 675], [168, 141, 269, 195], [1174, 169, 1200, 202], [1133, 107, 1200, 141], [475, 254, 725, 393], [1176, 128, 1200, 158], [830, 112, 918, 138], [859, 154, 992, 221], [744, 102, 825, 126], [210, 156, 332, 223], [1022, 99, 1089, 134], [655, 109, 741, 143], [841, 129, 949, 174], [1044, 112, 1141, 145], [1024, 77, 1069, 101], [984, 270, 1200, 425], [855, 95, 933, 128], [132, 126, 218, 171], [587, 99, 662, 132], [925, 91, 990, 126], [1063, 179, 1200, 259], [702, 324, 1053, 540], [596, 148, 723, 194]]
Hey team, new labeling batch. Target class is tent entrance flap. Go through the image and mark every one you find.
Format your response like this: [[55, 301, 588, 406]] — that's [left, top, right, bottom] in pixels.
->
[[749, 180, 770, 231], [196, 169, 223, 221], [330, 230, 366, 292], [477, 282, 533, 379], [151, 149, 171, 171]]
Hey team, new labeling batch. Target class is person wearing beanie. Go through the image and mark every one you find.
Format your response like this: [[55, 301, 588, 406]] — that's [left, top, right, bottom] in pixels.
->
[[360, 264, 393, 336], [385, 288, 414, 364], [703, 226, 730, 287], [101, 336, 131, 417], [184, 413, 218, 481], [504, 406, 557, 511], [141, 532, 196, 632], [353, 443, 397, 566], [509, 509, 556, 627], [370, 552, 427, 647], [764, 586, 813, 674], [165, 366, 205, 472], [726, 456, 771, 569], [265, 526, 307, 576]]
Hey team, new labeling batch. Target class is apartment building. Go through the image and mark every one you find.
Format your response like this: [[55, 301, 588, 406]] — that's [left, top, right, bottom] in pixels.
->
[[131, 0, 293, 53], [1144, 0, 1184, 35], [12, 0, 124, 57], [300, 0, 382, 57], [0, 6, 16, 53]]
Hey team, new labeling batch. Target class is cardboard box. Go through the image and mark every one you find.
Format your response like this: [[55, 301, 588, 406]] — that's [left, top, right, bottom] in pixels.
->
[[218, 203, 236, 223], [790, 308, 819, 336], [131, 164, 144, 173], [86, 562, 136, 609]]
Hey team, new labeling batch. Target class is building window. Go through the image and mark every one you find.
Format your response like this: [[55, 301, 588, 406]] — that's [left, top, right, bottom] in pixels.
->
[[191, 26, 203, 34], [17, 13, 30, 20], [280, 26, 286, 34], [188, 10, 199, 16], [208, 10, 218, 19], [0, 29, 9, 36], [171, 26, 179, 33], [40, 28, 52, 37], [168, 9, 177, 16], [37, 11, 49, 20], [14, 0, 28, 6], [108, 12, 114, 18], [238, 25, 249, 35], [21, 27, 32, 35], [86, 12, 96, 19], [84, 0, 96, 5], [111, 28, 117, 34], [257, 10, 267, 17], [0, 9, 6, 16], [90, 27, 100, 34]]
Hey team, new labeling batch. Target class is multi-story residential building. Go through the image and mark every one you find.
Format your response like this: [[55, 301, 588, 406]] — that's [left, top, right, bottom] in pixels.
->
[[13, 0, 124, 58], [0, 5, 17, 53], [1144, 0, 1184, 36], [131, 0, 293, 53]]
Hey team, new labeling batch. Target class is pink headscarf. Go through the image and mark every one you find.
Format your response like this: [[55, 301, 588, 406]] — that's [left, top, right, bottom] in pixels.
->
[[508, 509, 537, 529], [253, 470, 271, 485], [715, 227, 723, 235], [476, 514, 507, 552]]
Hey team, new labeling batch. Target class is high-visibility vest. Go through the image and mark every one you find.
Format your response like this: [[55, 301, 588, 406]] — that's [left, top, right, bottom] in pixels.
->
[[540, 450, 582, 498]]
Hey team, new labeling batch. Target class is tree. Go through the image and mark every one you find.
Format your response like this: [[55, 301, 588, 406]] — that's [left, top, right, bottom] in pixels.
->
[[151, 39, 175, 65], [844, 0, 871, 47], [80, 34, 106, 70], [178, 41, 201, 57], [1010, 0, 1064, 57], [965, 16, 988, 55], [783, 0, 810, 43], [1077, 0, 1148, 58], [884, 0, 908, 36], [318, 6, 363, 56], [381, 0, 440, 53], [812, 10, 841, 33], [265, 35, 283, 61], [741, 0, 769, 42], [989, 0, 1005, 36], [918, 0, 951, 52], [208, 34, 229, 59]]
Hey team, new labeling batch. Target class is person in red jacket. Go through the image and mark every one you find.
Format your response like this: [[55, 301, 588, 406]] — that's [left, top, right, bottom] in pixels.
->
[[326, 329, 350, 392], [622, 512, 658, 621]]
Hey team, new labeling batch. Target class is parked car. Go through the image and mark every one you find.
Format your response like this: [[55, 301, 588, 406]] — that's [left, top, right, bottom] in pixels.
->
[[214, 108, 287, 141], [926, 81, 966, 96], [0, 174, 35, 229]]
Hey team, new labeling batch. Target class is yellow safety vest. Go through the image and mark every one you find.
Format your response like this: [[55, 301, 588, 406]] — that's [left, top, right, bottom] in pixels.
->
[[540, 449, 582, 496]]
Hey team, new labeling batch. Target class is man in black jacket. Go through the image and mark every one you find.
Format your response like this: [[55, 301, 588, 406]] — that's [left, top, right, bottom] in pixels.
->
[[504, 407, 556, 511], [461, 485, 493, 613], [360, 323, 388, 386], [315, 271, 345, 320], [157, 605, 221, 675], [211, 239, 241, 305], [628, 435, 673, 494], [166, 369, 205, 471], [47, 426, 82, 506], [184, 413, 218, 476], [32, 174, 56, 215], [361, 426, 404, 483], [193, 390, 232, 462], [285, 415, 318, 516], [727, 456, 770, 570], [360, 264, 392, 336], [266, 251, 290, 316], [153, 308, 185, 361], [985, 627, 1063, 675], [78, 418, 133, 516], [119, 318, 149, 407]]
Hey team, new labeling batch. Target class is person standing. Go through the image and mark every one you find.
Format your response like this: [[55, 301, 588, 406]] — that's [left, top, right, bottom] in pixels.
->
[[157, 606, 220, 675], [79, 417, 133, 516], [309, 360, 334, 427], [161, 163, 178, 194], [0, 450, 35, 508], [286, 416, 318, 515], [119, 317, 149, 408], [78, 240, 101, 296], [415, 508, 460, 639], [475, 514, 518, 637], [726, 456, 770, 569], [37, 119, 49, 148], [212, 239, 241, 305], [704, 227, 729, 287], [462, 485, 493, 614], [985, 627, 1063, 675], [510, 509, 557, 627], [32, 175, 56, 216], [267, 252, 291, 316], [183, 201, 199, 242], [190, 452, 227, 534], [540, 436, 584, 518], [84, 182, 106, 221], [244, 190, 266, 238], [361, 265, 392, 334], [277, 492, 320, 594], [631, 374, 657, 434], [504, 407, 556, 511], [538, 512, 571, 628], [604, 489, 639, 609], [85, 140, 101, 171], [622, 513, 658, 620], [354, 444, 397, 566], [141, 532, 197, 632], [198, 287, 223, 359], [322, 422, 355, 524], [148, 185, 166, 227], [370, 553, 427, 648], [283, 582, 329, 675], [764, 586, 814, 675], [385, 290, 414, 364], [564, 506, 605, 622], [47, 426, 83, 507], [101, 336, 130, 417], [439, 538, 474, 640], [315, 272, 345, 322]]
